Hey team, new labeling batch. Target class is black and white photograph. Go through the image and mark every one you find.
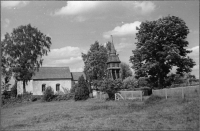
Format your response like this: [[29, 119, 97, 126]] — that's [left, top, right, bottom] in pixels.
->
[[1, 1, 199, 130]]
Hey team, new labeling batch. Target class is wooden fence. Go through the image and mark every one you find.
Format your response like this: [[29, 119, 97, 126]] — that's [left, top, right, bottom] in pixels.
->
[[152, 85, 199, 99], [115, 91, 143, 101]]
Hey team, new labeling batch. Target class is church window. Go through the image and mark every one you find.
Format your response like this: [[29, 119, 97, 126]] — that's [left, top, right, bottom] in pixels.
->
[[56, 84, 60, 91], [42, 84, 46, 92]]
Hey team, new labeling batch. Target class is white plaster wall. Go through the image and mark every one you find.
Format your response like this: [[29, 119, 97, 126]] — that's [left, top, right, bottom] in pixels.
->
[[17, 80, 33, 95], [32, 79, 72, 95]]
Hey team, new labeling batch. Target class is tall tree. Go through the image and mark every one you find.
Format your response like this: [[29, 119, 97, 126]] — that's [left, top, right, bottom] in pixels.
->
[[1, 36, 15, 90], [130, 15, 195, 88], [120, 62, 132, 80], [1, 24, 51, 93], [74, 75, 90, 101], [82, 41, 108, 90]]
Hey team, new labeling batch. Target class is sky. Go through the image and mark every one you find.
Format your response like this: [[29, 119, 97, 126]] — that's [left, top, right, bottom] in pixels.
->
[[1, 1, 199, 78]]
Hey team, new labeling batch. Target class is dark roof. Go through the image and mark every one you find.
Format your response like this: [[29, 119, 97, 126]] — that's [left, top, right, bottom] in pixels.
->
[[110, 41, 116, 55], [107, 55, 121, 63], [32, 67, 72, 80], [107, 42, 121, 63], [71, 72, 86, 81]]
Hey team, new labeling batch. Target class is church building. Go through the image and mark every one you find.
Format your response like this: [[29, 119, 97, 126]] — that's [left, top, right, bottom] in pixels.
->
[[17, 67, 85, 95]]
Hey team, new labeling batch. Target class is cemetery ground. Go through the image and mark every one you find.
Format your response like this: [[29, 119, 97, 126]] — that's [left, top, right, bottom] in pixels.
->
[[1, 88, 199, 130]]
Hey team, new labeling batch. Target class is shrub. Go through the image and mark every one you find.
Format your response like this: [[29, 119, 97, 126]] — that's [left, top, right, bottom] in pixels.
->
[[54, 93, 74, 101], [11, 82, 17, 97], [22, 92, 32, 100], [138, 77, 148, 87], [99, 79, 123, 100], [123, 76, 138, 89], [2, 90, 11, 99], [42, 86, 54, 102], [31, 97, 38, 102], [74, 75, 89, 101]]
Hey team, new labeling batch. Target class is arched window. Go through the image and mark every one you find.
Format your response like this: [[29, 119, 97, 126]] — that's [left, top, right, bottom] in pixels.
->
[[56, 84, 60, 91], [42, 84, 46, 92]]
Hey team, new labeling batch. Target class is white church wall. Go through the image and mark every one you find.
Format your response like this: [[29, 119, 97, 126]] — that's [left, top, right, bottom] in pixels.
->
[[32, 79, 72, 95], [17, 80, 33, 95]]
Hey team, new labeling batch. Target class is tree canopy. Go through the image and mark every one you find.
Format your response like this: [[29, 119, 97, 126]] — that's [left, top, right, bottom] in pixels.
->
[[82, 41, 108, 83], [130, 15, 195, 88], [120, 62, 132, 80], [74, 75, 90, 101], [1, 24, 52, 93]]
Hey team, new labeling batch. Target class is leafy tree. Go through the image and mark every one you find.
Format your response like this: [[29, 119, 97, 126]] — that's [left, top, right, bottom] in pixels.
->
[[99, 79, 123, 100], [82, 41, 108, 91], [1, 41, 14, 91], [74, 75, 90, 101], [130, 15, 195, 88], [70, 83, 78, 93], [1, 24, 51, 93], [120, 62, 132, 80], [138, 77, 148, 87]]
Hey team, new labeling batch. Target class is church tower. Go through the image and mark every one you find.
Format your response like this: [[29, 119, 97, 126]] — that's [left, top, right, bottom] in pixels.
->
[[106, 36, 121, 80]]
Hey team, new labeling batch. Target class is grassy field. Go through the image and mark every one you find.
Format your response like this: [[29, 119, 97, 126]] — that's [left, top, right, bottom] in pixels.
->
[[1, 92, 199, 130]]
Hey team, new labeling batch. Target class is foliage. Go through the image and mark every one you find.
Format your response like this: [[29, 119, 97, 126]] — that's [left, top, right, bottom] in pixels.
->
[[99, 79, 123, 100], [138, 77, 148, 87], [31, 97, 38, 102], [82, 41, 108, 91], [1, 24, 51, 93], [11, 81, 17, 97], [120, 62, 132, 80], [42, 86, 54, 102], [130, 15, 196, 89], [166, 73, 197, 87], [1, 41, 13, 88], [1, 81, 11, 91], [123, 76, 138, 89], [74, 75, 90, 101], [2, 90, 11, 99], [54, 93, 74, 101], [92, 80, 103, 90], [70, 83, 78, 93]]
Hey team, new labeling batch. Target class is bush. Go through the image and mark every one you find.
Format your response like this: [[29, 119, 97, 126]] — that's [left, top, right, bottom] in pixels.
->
[[54, 93, 74, 101], [31, 97, 37, 102], [138, 77, 148, 87], [42, 86, 54, 102], [99, 79, 123, 100], [2, 90, 11, 99], [123, 76, 138, 89], [11, 82, 17, 97], [74, 75, 89, 101]]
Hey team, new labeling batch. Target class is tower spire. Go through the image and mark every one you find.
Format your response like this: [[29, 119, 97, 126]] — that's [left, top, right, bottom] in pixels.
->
[[110, 35, 116, 55]]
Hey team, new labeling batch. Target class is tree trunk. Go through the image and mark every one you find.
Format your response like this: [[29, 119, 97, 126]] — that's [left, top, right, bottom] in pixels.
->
[[23, 80, 26, 94]]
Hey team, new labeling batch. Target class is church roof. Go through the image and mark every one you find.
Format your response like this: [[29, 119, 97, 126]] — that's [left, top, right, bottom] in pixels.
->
[[32, 67, 72, 80], [71, 72, 86, 81]]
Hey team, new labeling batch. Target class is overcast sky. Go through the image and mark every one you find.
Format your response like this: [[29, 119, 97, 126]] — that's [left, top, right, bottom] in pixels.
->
[[1, 1, 199, 78]]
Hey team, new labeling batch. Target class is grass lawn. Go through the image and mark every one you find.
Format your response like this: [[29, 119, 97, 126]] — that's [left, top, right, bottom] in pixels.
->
[[1, 93, 199, 130]]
